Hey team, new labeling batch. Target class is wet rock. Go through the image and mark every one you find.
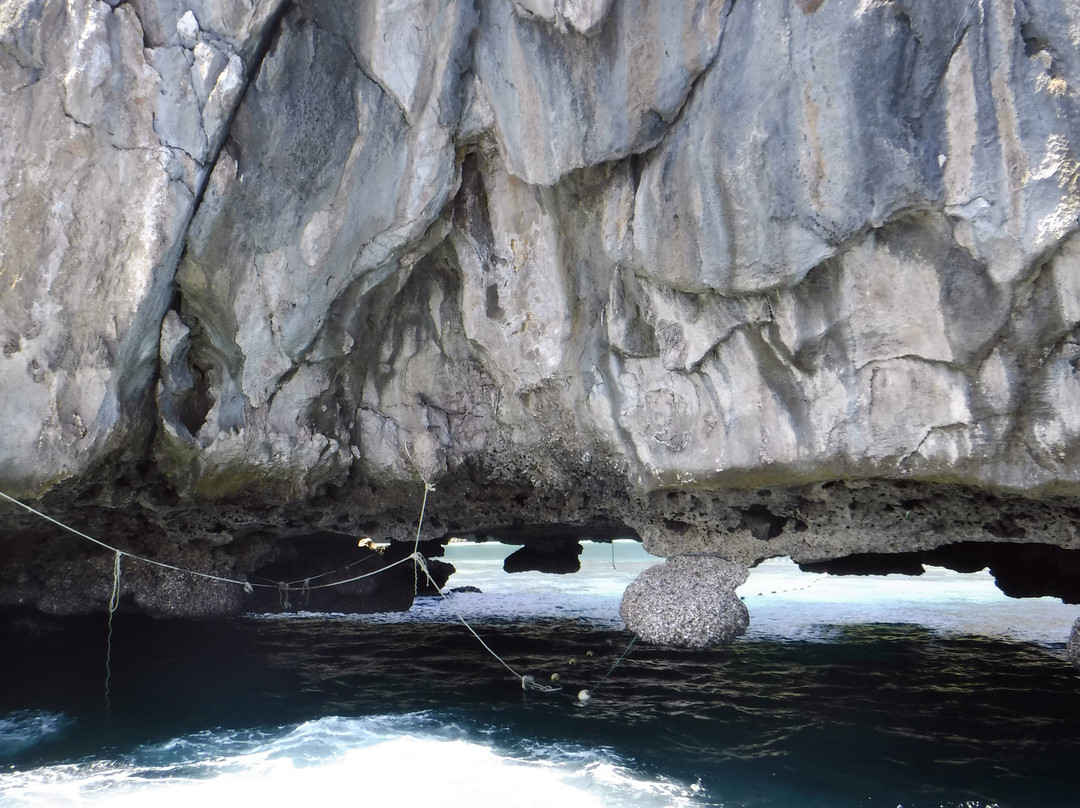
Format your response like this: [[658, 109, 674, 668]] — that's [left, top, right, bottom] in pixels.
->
[[800, 543, 1080, 604], [503, 541, 583, 574], [416, 557, 456, 597], [446, 585, 482, 595], [248, 534, 452, 613], [620, 556, 749, 649]]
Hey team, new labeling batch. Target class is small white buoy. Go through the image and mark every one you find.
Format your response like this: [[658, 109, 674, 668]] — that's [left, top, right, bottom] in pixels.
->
[[577, 689, 591, 703]]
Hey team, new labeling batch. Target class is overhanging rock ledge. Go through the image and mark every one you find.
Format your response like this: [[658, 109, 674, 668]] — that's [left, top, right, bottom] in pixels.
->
[[3, 0, 1080, 628]]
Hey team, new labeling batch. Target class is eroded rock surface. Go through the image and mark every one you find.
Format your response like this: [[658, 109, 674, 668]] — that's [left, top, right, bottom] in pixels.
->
[[620, 556, 749, 648], [5, 0, 1080, 616]]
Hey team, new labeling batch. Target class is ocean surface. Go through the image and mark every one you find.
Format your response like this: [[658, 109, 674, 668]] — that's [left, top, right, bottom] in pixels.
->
[[3, 540, 1080, 808]]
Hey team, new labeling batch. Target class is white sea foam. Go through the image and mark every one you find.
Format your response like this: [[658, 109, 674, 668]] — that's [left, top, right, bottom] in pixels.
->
[[739, 558, 1080, 646], [0, 715, 704, 808]]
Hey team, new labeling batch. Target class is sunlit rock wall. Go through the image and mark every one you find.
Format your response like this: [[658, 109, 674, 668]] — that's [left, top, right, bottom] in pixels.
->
[[4, 0, 1080, 614], [0, 0, 282, 492]]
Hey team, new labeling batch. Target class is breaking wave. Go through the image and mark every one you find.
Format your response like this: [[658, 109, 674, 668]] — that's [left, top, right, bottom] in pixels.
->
[[0, 714, 704, 808]]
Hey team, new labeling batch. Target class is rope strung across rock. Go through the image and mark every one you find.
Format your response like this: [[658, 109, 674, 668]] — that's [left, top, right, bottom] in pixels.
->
[[403, 440, 437, 597], [267, 554, 377, 589], [0, 489, 417, 594], [0, 489, 268, 589], [412, 481, 436, 595], [576, 635, 639, 703], [286, 554, 420, 590], [413, 553, 561, 693], [0, 487, 565, 695]]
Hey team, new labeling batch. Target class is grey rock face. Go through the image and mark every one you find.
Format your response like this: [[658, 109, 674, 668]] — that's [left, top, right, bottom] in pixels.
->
[[0, 0, 278, 495], [473, 0, 724, 184], [156, 0, 475, 497], [620, 556, 750, 648], [6, 0, 1080, 617]]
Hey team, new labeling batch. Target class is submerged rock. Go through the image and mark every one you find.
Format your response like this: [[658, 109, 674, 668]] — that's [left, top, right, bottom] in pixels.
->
[[620, 556, 750, 649]]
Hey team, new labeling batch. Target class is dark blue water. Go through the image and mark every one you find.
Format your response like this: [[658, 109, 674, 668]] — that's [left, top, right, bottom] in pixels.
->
[[2, 546, 1080, 807]]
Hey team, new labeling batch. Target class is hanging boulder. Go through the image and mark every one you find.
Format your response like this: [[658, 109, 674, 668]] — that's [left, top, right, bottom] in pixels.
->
[[620, 555, 749, 649]]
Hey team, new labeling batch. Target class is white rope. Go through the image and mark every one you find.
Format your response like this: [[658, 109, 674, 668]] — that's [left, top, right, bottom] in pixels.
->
[[2, 487, 565, 696], [414, 483, 435, 548], [275, 553, 378, 589], [0, 489, 265, 589], [0, 489, 120, 554], [403, 440, 437, 596], [591, 635, 638, 692], [0, 489, 415, 594], [413, 553, 561, 693], [396, 457, 561, 694], [299, 553, 421, 589], [412, 481, 435, 595], [105, 550, 121, 711]]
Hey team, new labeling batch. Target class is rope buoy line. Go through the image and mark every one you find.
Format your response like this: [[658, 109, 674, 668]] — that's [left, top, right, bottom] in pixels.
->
[[746, 576, 824, 598], [0, 488, 415, 593], [412, 553, 562, 693], [0, 486, 636, 700], [260, 549, 379, 589], [576, 635, 639, 704], [0, 489, 268, 589], [596, 635, 640, 690]]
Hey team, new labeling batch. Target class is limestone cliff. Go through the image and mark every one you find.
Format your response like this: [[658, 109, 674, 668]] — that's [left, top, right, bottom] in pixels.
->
[[4, 0, 1080, 616]]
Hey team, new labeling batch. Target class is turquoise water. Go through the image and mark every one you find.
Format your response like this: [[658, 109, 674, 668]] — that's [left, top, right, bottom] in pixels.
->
[[2, 541, 1080, 807]]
